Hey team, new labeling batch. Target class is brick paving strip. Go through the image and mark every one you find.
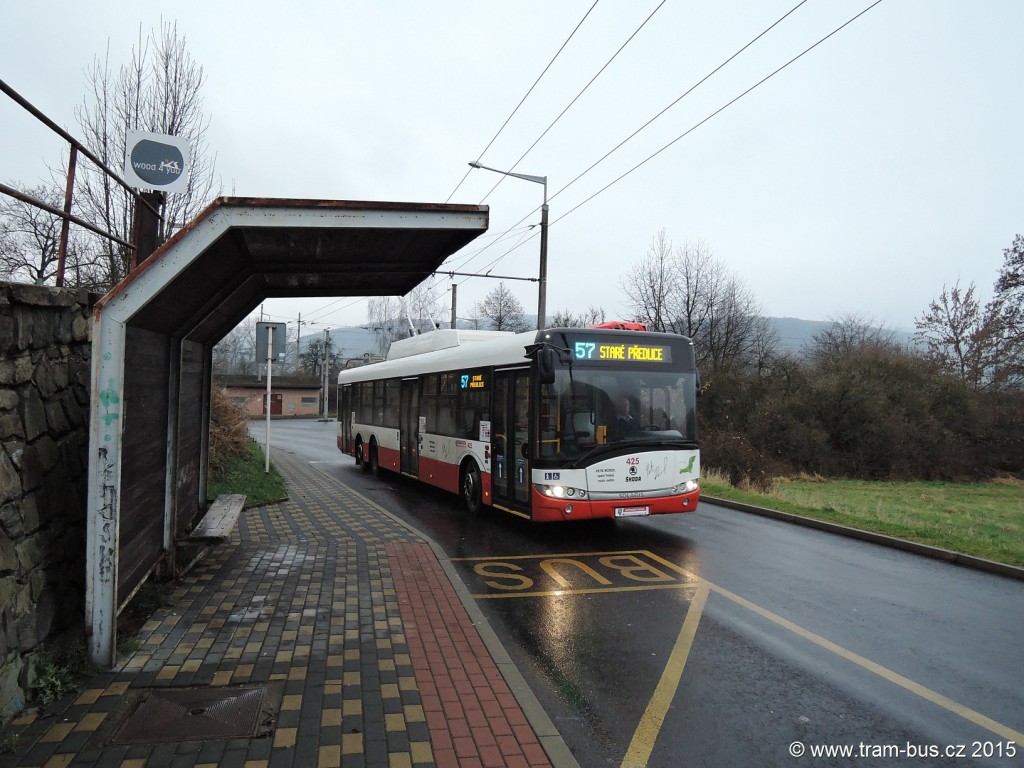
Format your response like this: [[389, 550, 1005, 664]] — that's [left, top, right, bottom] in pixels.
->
[[387, 542, 553, 768]]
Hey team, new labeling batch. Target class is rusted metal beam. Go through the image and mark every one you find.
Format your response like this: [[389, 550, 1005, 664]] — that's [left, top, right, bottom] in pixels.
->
[[56, 145, 78, 287], [0, 182, 133, 249], [0, 78, 162, 219]]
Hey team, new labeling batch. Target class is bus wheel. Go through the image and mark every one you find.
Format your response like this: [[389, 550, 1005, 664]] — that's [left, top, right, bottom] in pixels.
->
[[368, 439, 381, 476], [356, 438, 368, 470], [461, 462, 482, 515]]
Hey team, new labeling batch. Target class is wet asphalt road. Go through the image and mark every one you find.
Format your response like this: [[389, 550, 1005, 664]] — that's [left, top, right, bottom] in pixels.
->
[[257, 420, 1024, 767]]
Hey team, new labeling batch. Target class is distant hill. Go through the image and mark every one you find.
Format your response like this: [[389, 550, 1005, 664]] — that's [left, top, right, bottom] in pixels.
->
[[769, 317, 837, 356]]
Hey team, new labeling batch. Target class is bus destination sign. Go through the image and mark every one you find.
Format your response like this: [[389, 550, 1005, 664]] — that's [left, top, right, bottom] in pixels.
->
[[460, 372, 487, 389], [572, 340, 672, 364]]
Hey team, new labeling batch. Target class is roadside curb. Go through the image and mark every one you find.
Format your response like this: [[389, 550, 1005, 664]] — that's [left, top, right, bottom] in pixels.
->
[[432, 543, 583, 768], [702, 495, 1024, 582]]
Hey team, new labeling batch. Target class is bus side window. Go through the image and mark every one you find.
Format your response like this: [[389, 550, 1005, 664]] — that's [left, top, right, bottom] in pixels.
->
[[438, 406, 456, 436]]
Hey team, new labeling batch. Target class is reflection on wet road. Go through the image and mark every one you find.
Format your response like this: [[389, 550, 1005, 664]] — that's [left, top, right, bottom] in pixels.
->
[[268, 420, 1024, 767]]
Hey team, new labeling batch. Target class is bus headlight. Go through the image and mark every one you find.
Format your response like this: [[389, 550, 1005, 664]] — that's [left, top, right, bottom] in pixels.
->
[[671, 480, 699, 494], [538, 484, 587, 499]]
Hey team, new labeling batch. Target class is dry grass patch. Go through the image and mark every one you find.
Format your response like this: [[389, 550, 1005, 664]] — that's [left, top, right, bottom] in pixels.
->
[[700, 469, 1024, 567]]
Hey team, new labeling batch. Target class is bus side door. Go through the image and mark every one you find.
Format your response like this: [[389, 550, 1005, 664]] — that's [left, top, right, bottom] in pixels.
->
[[492, 368, 531, 512], [400, 378, 418, 476]]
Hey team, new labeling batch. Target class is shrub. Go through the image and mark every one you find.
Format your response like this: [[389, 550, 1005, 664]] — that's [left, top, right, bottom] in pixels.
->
[[209, 387, 251, 475]]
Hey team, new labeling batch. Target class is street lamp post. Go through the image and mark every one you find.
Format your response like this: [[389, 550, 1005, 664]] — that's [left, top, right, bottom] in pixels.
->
[[468, 161, 548, 330]]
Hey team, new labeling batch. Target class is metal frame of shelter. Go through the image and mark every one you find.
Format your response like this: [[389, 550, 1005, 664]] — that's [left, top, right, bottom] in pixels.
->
[[86, 197, 488, 666]]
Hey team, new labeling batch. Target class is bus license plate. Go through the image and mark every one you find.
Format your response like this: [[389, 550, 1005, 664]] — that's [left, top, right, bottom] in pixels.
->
[[615, 506, 650, 518]]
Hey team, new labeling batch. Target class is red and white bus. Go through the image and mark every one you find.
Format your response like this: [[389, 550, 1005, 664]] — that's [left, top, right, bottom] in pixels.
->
[[336, 326, 700, 522]]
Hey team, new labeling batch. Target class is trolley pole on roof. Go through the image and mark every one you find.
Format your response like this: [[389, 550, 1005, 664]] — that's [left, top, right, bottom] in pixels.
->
[[468, 161, 548, 330]]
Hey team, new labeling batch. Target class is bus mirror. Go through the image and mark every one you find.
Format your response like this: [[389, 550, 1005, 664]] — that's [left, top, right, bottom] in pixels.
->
[[538, 347, 556, 385]]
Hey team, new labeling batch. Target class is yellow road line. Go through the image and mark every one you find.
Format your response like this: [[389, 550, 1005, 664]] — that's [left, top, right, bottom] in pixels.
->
[[709, 583, 1024, 744], [620, 580, 710, 768], [491, 504, 531, 520]]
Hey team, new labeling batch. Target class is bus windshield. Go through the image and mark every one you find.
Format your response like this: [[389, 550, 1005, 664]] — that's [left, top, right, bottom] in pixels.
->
[[537, 368, 698, 461]]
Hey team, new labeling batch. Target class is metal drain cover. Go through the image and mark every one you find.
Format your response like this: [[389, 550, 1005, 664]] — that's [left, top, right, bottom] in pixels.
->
[[111, 686, 269, 744]]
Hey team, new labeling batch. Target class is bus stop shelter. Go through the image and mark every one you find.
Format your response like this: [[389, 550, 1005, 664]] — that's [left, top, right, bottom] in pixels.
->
[[86, 197, 488, 666]]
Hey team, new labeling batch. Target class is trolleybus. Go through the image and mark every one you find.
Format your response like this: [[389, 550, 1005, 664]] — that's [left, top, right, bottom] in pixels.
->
[[336, 326, 700, 522]]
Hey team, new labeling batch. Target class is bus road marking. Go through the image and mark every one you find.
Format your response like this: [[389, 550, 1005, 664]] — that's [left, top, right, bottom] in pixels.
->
[[618, 576, 1024, 766], [621, 580, 709, 768], [453, 549, 1023, 762], [451, 550, 699, 599]]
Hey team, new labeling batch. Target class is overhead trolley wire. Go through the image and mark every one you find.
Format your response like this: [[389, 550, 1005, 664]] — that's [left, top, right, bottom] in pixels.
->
[[478, 0, 669, 205], [296, 3, 600, 324], [450, 0, 670, 277], [550, 0, 809, 207], [444, 0, 601, 204], [446, 0, 813, 275], [551, 0, 885, 227], [466, 0, 883, 273]]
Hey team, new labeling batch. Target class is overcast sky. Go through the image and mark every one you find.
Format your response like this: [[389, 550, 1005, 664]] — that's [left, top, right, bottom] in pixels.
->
[[3, 1, 1021, 334]]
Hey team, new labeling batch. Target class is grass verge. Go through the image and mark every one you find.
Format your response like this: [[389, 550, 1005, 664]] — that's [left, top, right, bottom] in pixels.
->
[[700, 470, 1024, 568], [207, 440, 287, 506]]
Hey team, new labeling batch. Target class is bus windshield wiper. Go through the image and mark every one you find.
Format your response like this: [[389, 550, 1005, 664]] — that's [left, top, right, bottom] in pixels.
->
[[571, 443, 623, 467], [571, 436, 693, 467]]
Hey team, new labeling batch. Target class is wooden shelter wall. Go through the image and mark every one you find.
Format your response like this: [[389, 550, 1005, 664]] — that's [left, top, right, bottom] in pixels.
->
[[175, 340, 206, 536], [117, 326, 169, 600]]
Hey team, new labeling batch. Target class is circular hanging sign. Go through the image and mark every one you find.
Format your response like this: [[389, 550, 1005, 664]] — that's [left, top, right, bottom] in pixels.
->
[[123, 131, 191, 193]]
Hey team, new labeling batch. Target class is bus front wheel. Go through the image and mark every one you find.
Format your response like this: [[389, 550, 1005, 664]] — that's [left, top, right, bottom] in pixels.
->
[[461, 462, 482, 515], [356, 438, 368, 470]]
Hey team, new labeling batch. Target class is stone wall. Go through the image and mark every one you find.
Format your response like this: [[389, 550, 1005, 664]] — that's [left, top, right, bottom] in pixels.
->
[[0, 282, 95, 723]]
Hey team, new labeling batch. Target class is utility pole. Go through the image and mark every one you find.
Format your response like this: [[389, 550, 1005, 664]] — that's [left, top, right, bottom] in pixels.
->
[[467, 161, 548, 330], [322, 328, 331, 419], [295, 313, 306, 373], [451, 283, 457, 329]]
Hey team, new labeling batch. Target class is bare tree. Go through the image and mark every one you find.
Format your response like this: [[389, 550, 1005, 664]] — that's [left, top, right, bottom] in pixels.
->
[[73, 20, 218, 289], [809, 313, 898, 364], [212, 317, 258, 375], [621, 229, 678, 331], [680, 248, 772, 373], [367, 296, 405, 356], [914, 283, 998, 390], [0, 183, 101, 287], [300, 337, 343, 378], [472, 282, 530, 332], [995, 234, 1024, 295], [990, 234, 1024, 388], [624, 232, 776, 373], [550, 306, 606, 328], [916, 237, 1024, 392]]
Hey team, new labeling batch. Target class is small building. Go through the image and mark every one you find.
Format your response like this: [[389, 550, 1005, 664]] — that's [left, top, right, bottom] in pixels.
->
[[216, 374, 323, 417]]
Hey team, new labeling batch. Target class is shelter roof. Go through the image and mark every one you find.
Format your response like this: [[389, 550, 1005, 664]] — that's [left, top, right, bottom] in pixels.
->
[[96, 197, 489, 343]]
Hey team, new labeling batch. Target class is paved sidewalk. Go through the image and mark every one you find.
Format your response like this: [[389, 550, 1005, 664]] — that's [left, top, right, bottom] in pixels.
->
[[5, 450, 577, 768]]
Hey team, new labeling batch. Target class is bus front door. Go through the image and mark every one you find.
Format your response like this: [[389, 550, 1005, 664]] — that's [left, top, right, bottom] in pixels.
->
[[492, 369, 531, 514], [400, 378, 418, 476]]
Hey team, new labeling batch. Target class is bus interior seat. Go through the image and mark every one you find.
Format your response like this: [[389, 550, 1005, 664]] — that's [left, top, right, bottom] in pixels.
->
[[571, 411, 595, 445]]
